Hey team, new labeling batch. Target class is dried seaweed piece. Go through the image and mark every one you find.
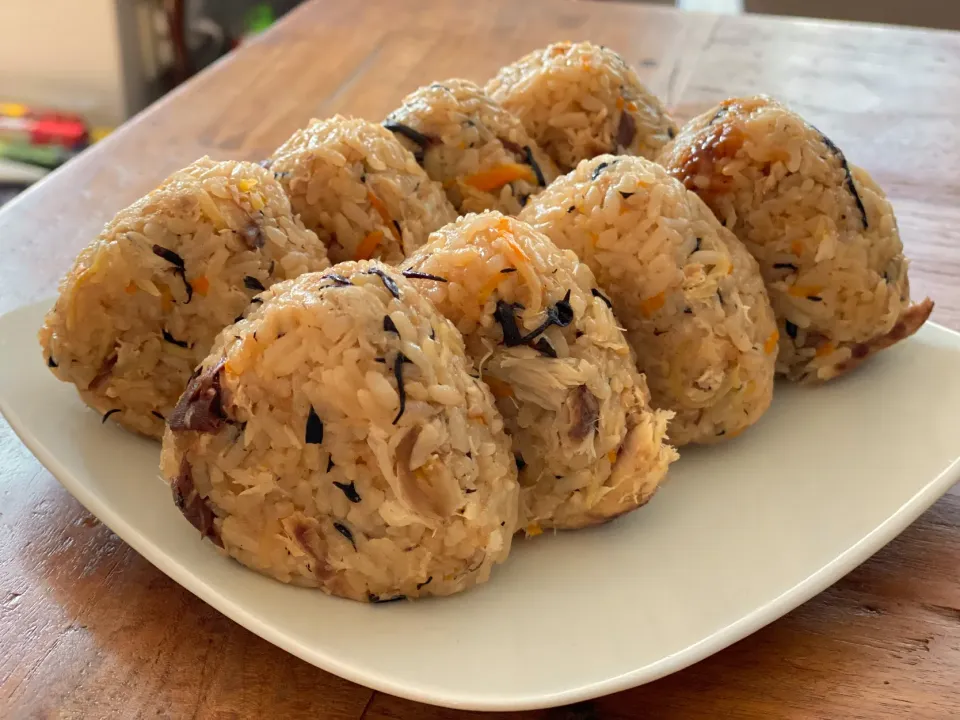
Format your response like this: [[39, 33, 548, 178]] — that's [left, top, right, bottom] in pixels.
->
[[383, 121, 435, 163], [333, 480, 361, 503], [591, 288, 613, 309], [392, 352, 408, 425], [773, 263, 798, 270], [321, 273, 352, 287], [591, 162, 610, 181], [243, 275, 265, 292], [365, 268, 400, 299], [368, 593, 406, 604], [47, 357, 57, 368], [88, 352, 118, 391], [416, 577, 433, 590], [383, 315, 399, 335], [616, 111, 637, 149], [102, 408, 120, 424], [152, 245, 185, 269], [532, 337, 557, 358], [333, 522, 356, 549], [401, 270, 448, 282], [162, 329, 190, 348], [817, 129, 868, 229], [305, 406, 324, 444], [524, 145, 547, 187], [568, 385, 600, 441], [152, 410, 166, 421], [784, 320, 798, 339], [493, 300, 525, 346]]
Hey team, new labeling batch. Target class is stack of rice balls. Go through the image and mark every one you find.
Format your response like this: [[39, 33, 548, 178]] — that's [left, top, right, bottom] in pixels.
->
[[39, 41, 932, 603]]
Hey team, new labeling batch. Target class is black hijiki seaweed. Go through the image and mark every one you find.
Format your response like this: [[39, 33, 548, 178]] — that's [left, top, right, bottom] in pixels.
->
[[365, 268, 400, 299], [416, 577, 433, 590], [392, 352, 408, 425], [694, 237, 702, 253], [152, 244, 192, 302], [333, 480, 362, 503], [322, 273, 352, 287], [305, 406, 324, 444], [326, 456, 335, 472], [47, 357, 57, 368], [152, 244, 184, 269], [244, 275, 266, 292], [383, 315, 399, 334], [493, 300, 525, 346], [532, 337, 557, 358], [494, 292, 574, 350], [162, 329, 190, 348], [807, 295, 823, 302], [773, 263, 798, 270], [500, 267, 517, 274], [401, 270, 448, 283], [369, 593, 406, 604], [515, 453, 527, 472], [151, 411, 165, 421], [591, 288, 613, 309], [102, 408, 120, 424], [619, 191, 634, 200], [591, 162, 610, 181], [383, 121, 433, 163], [524, 145, 547, 187], [334, 522, 356, 549], [667, 126, 677, 139], [816, 128, 868, 229], [784, 320, 799, 339], [709, 106, 729, 125]]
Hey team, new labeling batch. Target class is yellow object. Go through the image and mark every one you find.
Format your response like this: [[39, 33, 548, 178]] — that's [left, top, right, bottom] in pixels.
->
[[764, 329, 779, 354], [640, 291, 666, 317]]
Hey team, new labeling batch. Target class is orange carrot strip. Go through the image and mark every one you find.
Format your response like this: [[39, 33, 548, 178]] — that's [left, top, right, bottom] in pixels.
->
[[463, 163, 536, 192], [354, 230, 384, 261], [192, 276, 210, 297], [764, 329, 780, 354], [367, 191, 400, 242], [640, 291, 666, 317]]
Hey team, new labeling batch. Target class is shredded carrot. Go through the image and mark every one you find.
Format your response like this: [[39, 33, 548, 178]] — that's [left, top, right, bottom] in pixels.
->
[[158, 284, 173, 313], [726, 427, 745, 439], [626, 101, 638, 112], [477, 273, 505, 304], [498, 216, 512, 232], [525, 523, 543, 537], [815, 342, 836, 358], [640, 291, 666, 317], [788, 284, 824, 298], [367, 191, 399, 242], [354, 230, 384, 261], [616, 97, 625, 111], [764, 329, 780, 354], [192, 276, 210, 296], [484, 376, 514, 399], [125, 281, 138, 295], [607, 450, 618, 464], [727, 264, 734, 275], [590, 232, 600, 247], [790, 240, 804, 256], [463, 163, 536, 192]]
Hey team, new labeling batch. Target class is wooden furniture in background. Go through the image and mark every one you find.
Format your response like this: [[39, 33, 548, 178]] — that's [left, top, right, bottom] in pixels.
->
[[1, 0, 959, 717]]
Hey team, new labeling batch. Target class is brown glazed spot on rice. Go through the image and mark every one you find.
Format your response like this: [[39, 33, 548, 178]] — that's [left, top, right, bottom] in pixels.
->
[[657, 95, 933, 381], [38, 157, 329, 439], [402, 211, 676, 529], [160, 263, 518, 602]]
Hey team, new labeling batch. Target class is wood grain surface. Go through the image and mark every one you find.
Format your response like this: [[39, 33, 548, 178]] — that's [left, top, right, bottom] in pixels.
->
[[2, 0, 959, 717]]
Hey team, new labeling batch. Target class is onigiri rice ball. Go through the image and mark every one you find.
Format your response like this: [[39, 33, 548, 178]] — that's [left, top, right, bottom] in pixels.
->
[[269, 116, 456, 264], [486, 42, 677, 172], [160, 263, 519, 601], [656, 96, 933, 381], [520, 155, 777, 446], [39, 157, 329, 439], [402, 211, 676, 530]]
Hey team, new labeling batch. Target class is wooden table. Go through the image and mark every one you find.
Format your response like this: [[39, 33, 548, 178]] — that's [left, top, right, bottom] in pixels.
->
[[2, 0, 959, 717]]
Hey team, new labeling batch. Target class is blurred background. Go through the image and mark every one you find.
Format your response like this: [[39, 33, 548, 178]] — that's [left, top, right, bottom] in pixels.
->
[[1, 0, 958, 208]]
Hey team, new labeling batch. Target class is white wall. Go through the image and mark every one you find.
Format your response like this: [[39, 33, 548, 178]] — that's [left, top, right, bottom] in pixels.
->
[[0, 0, 126, 126]]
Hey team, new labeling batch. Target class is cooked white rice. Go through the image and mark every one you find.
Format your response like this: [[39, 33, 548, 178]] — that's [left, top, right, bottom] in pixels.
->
[[385, 79, 559, 215], [269, 116, 456, 264], [402, 211, 676, 529], [520, 155, 777, 446], [656, 96, 933, 381], [38, 157, 329, 439], [486, 42, 677, 172], [159, 264, 519, 601]]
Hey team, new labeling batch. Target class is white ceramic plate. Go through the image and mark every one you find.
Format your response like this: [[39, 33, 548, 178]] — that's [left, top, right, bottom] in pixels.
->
[[3, 299, 959, 711]]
